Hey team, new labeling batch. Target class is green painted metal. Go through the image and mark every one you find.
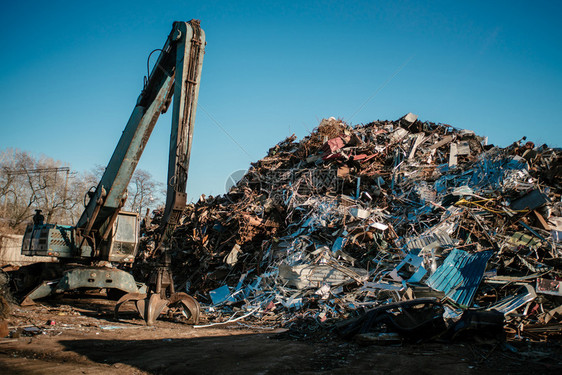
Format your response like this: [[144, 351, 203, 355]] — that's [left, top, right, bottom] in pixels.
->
[[23, 268, 140, 303], [22, 280, 59, 303], [21, 223, 81, 258], [20, 22, 205, 316], [23, 21, 205, 264], [58, 268, 139, 292], [160, 21, 206, 246]]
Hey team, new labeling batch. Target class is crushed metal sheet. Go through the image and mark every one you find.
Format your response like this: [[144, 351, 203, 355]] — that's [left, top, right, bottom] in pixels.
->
[[425, 249, 493, 308], [486, 284, 536, 315], [278, 263, 368, 289]]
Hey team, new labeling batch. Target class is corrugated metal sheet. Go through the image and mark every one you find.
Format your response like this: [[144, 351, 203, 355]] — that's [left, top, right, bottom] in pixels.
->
[[425, 249, 492, 308], [404, 231, 454, 251], [487, 284, 536, 314]]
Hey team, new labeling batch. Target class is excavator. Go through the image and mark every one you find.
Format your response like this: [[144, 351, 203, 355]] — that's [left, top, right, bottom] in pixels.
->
[[20, 20, 205, 326]]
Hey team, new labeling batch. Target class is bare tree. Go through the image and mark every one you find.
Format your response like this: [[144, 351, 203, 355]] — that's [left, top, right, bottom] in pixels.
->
[[0, 149, 37, 230], [82, 166, 163, 214], [0, 149, 164, 234], [0, 149, 79, 232], [126, 169, 163, 214], [0, 153, 16, 230]]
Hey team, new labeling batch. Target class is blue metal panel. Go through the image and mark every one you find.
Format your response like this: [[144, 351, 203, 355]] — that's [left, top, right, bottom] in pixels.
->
[[425, 248, 492, 308]]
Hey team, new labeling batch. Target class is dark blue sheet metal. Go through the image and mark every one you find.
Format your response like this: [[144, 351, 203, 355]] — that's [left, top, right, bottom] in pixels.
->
[[425, 249, 492, 308]]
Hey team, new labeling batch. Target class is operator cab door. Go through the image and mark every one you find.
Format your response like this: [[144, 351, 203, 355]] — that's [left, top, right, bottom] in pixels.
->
[[103, 212, 139, 263]]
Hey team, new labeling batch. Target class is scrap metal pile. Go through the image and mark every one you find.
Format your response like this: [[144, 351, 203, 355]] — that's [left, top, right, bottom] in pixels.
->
[[140, 114, 562, 342]]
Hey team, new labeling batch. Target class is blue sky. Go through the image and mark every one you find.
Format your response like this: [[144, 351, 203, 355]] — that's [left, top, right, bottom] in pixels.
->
[[1, 1, 560, 202]]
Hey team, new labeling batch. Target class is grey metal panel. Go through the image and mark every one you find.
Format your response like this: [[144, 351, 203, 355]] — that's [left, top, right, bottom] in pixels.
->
[[405, 231, 454, 251], [487, 284, 536, 314]]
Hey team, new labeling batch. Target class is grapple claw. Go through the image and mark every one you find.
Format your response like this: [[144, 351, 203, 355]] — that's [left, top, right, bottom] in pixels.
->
[[114, 292, 147, 321], [167, 292, 200, 324], [145, 294, 170, 326], [114, 291, 200, 326]]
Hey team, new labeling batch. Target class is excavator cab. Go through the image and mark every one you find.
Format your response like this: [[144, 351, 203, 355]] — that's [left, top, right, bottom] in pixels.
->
[[21, 211, 139, 264], [99, 211, 139, 264]]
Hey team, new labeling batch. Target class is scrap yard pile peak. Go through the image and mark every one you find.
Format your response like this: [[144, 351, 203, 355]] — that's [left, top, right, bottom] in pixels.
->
[[140, 114, 562, 342]]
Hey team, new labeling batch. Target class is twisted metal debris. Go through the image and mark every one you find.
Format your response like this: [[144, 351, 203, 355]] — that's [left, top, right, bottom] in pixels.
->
[[139, 114, 562, 342]]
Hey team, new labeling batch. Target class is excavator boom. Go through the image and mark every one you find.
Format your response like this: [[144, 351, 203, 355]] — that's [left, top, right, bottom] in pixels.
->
[[76, 20, 205, 257], [21, 21, 206, 325]]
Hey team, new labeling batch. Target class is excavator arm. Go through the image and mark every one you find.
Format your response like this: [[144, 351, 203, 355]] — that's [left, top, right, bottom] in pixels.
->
[[22, 21, 205, 325], [159, 21, 204, 249], [76, 20, 205, 259]]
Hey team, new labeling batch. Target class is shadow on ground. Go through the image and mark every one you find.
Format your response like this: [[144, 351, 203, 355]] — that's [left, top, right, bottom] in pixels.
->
[[55, 333, 562, 375]]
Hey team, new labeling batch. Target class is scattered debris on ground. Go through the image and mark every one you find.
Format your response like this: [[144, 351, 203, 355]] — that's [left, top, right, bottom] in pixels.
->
[[1, 296, 561, 374], [136, 114, 562, 345]]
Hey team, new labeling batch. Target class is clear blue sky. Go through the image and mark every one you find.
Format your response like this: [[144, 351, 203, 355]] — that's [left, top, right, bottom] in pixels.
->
[[1, 1, 560, 201]]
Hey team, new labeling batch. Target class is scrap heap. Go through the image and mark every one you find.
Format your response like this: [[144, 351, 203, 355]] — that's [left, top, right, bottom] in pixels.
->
[[141, 114, 562, 342]]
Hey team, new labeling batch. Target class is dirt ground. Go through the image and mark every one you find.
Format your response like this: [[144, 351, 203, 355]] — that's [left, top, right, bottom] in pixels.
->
[[1, 293, 561, 375]]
